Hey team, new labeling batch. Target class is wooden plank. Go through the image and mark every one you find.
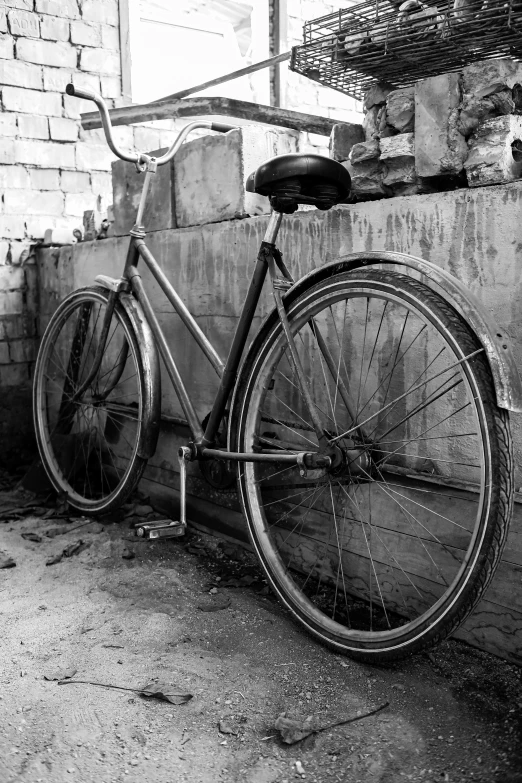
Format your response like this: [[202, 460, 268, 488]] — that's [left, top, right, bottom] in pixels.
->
[[80, 96, 337, 136]]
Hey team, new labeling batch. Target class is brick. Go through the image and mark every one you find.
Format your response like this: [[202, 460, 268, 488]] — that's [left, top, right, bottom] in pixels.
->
[[415, 73, 468, 177], [60, 169, 90, 192], [0, 165, 30, 188], [49, 116, 78, 141], [17, 38, 76, 68], [101, 23, 119, 50], [81, 0, 118, 26], [40, 14, 69, 41], [0, 215, 26, 239], [0, 139, 16, 165], [65, 191, 96, 217], [329, 123, 364, 162], [4, 188, 64, 215], [100, 74, 120, 99], [174, 126, 298, 227], [2, 86, 61, 116], [349, 140, 380, 164], [42, 66, 71, 92], [8, 9, 40, 37], [15, 139, 75, 168], [0, 33, 15, 59], [0, 59, 42, 89], [35, 0, 79, 18], [91, 170, 111, 196], [70, 19, 100, 46], [379, 133, 415, 160], [0, 8, 7, 33], [75, 142, 115, 171], [79, 47, 120, 75], [385, 87, 415, 133], [464, 115, 522, 187], [17, 113, 49, 139], [29, 168, 60, 190], [0, 113, 17, 137]]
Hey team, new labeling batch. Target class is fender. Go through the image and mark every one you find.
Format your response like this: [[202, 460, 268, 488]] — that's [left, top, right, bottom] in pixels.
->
[[286, 251, 522, 413], [118, 291, 161, 458]]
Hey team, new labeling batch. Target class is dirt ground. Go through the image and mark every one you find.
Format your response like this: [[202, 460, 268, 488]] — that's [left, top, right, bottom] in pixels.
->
[[1, 470, 521, 783]]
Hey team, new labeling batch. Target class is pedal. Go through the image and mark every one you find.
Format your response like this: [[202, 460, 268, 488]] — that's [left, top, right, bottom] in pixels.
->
[[135, 520, 187, 539]]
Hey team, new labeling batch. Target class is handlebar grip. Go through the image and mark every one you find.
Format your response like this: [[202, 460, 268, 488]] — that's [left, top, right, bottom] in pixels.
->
[[65, 83, 98, 102], [210, 122, 238, 133]]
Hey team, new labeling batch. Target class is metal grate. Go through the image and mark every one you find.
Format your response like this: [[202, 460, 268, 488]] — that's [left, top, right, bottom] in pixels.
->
[[290, 0, 522, 102]]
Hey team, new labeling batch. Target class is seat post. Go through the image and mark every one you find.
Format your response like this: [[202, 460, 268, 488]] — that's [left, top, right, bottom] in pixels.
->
[[263, 210, 283, 245]]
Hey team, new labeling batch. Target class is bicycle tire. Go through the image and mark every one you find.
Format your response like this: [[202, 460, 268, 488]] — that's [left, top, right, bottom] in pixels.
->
[[34, 286, 151, 514], [230, 268, 513, 661]]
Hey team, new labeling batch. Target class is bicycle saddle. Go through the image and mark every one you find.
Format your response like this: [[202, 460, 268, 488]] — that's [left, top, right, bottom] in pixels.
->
[[246, 153, 351, 214]]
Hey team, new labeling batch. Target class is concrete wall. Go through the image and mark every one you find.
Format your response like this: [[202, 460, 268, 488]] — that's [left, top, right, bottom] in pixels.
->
[[38, 181, 522, 664]]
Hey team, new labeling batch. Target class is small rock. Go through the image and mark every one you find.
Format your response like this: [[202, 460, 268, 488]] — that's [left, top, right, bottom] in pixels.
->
[[0, 553, 16, 569], [134, 505, 154, 517]]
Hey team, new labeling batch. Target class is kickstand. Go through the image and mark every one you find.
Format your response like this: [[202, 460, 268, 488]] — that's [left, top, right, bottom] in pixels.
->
[[135, 447, 191, 540]]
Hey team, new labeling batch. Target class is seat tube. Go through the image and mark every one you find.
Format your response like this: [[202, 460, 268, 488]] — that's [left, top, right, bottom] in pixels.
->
[[263, 210, 283, 245]]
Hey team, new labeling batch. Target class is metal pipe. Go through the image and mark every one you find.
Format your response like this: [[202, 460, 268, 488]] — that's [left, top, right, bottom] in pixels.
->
[[263, 211, 283, 245], [136, 241, 224, 377]]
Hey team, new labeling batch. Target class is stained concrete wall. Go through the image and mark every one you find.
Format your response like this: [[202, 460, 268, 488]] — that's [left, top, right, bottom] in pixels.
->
[[38, 181, 522, 664]]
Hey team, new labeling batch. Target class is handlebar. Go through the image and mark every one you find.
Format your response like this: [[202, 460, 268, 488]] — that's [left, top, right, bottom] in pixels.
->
[[66, 83, 238, 168]]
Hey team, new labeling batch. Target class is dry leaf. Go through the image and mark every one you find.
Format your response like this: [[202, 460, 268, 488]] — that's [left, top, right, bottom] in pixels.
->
[[140, 682, 192, 705], [275, 713, 318, 744]]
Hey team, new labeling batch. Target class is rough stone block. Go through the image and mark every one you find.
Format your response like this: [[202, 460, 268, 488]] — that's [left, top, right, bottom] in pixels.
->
[[18, 113, 49, 139], [0, 59, 43, 89], [382, 157, 418, 195], [329, 122, 364, 162], [415, 72, 468, 176], [70, 20, 101, 47], [49, 117, 78, 142], [8, 9, 40, 37], [464, 115, 522, 187], [462, 58, 522, 98], [40, 14, 70, 41], [349, 139, 380, 164], [2, 86, 61, 117], [344, 159, 388, 199], [0, 33, 14, 59], [363, 82, 393, 111], [17, 38, 76, 68], [380, 133, 414, 159], [174, 126, 298, 227], [385, 87, 415, 133], [112, 148, 176, 235], [457, 90, 514, 138]]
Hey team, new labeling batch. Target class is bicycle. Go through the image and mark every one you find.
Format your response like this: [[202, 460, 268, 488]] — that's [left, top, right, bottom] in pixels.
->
[[33, 82, 522, 663]]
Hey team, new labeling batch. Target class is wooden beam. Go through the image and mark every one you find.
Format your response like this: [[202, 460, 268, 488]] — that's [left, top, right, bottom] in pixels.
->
[[81, 95, 337, 136]]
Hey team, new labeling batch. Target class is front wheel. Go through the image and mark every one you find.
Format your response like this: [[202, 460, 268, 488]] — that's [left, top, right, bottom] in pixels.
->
[[230, 268, 513, 661], [33, 287, 152, 514]]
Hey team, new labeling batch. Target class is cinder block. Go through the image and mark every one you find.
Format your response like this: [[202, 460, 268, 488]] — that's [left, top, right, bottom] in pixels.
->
[[80, 47, 120, 75], [112, 147, 176, 235], [415, 73, 468, 176], [18, 114, 49, 140], [15, 139, 75, 168], [2, 86, 61, 117], [42, 67, 72, 93], [49, 117, 78, 142], [75, 142, 115, 172], [0, 8, 7, 33], [464, 115, 522, 187], [174, 126, 298, 228], [0, 165, 30, 189], [0, 139, 16, 165], [61, 170, 90, 193], [17, 38, 76, 68], [4, 188, 64, 216], [29, 168, 60, 190], [329, 123, 364, 162], [100, 75, 120, 99], [81, 0, 118, 26], [35, 0, 79, 19], [0, 59, 43, 89], [70, 20, 101, 47], [40, 14, 70, 42], [0, 215, 26, 239], [8, 9, 40, 38], [0, 33, 14, 59], [101, 24, 119, 50], [65, 192, 96, 217], [0, 241, 9, 265], [0, 113, 17, 137], [385, 87, 415, 133], [349, 139, 380, 164]]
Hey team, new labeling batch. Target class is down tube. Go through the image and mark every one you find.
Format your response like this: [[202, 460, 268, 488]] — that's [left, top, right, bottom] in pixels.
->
[[129, 269, 204, 441]]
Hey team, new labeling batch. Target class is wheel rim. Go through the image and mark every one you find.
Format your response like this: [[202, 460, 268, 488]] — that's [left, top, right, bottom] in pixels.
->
[[238, 277, 492, 652], [35, 293, 143, 509]]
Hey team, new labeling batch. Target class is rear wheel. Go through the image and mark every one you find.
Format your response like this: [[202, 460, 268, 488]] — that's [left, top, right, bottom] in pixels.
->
[[231, 268, 513, 661], [34, 287, 149, 514]]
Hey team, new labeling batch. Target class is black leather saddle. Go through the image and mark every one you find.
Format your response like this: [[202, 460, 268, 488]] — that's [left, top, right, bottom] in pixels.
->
[[246, 153, 351, 214]]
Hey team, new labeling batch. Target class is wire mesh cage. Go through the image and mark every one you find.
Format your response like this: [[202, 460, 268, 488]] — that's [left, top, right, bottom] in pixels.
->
[[290, 0, 522, 102]]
